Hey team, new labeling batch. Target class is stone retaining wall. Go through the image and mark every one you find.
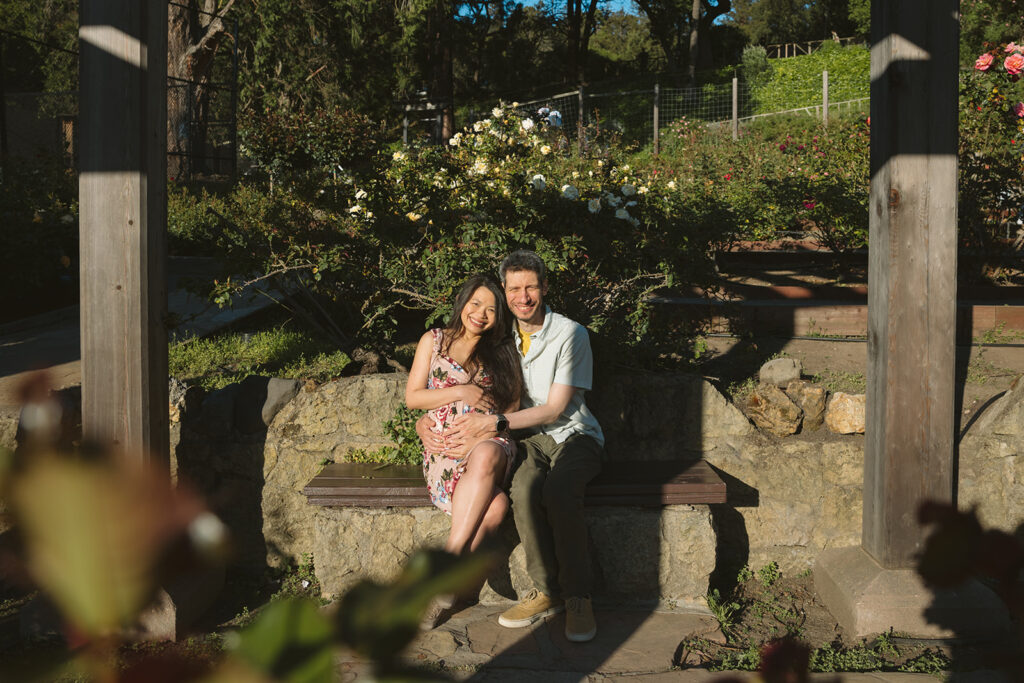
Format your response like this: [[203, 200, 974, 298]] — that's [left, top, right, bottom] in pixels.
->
[[7, 369, 1021, 597], [313, 503, 716, 609]]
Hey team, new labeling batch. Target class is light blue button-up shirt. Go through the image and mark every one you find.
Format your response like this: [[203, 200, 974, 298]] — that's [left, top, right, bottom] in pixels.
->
[[514, 307, 604, 447]]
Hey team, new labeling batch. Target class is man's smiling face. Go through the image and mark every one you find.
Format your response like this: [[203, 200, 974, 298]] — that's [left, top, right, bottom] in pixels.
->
[[503, 268, 547, 327]]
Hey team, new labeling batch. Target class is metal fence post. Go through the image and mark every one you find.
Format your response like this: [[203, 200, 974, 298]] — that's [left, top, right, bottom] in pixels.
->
[[653, 83, 660, 155], [822, 70, 829, 126], [577, 85, 585, 157], [732, 77, 739, 141]]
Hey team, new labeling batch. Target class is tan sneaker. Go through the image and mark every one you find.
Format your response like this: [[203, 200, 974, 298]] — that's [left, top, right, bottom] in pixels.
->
[[497, 589, 563, 628], [564, 596, 596, 642]]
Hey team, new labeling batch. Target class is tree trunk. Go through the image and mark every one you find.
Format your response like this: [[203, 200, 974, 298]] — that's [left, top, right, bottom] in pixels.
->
[[166, 0, 233, 180]]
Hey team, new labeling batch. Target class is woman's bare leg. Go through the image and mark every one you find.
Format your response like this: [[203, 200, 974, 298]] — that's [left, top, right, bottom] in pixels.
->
[[468, 490, 509, 552], [446, 442, 506, 555]]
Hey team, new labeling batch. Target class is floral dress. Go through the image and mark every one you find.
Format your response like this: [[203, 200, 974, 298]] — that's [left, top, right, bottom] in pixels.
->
[[422, 328, 516, 515]]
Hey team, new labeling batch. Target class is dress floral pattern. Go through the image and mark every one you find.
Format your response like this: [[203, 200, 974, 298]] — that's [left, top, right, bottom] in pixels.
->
[[422, 328, 516, 515]]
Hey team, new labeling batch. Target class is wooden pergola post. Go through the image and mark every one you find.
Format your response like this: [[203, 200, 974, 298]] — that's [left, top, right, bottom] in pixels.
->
[[862, 0, 958, 568], [815, 0, 1008, 638], [79, 0, 168, 464]]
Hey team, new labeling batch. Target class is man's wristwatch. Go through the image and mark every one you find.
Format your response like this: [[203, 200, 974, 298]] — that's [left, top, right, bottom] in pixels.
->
[[495, 414, 509, 432]]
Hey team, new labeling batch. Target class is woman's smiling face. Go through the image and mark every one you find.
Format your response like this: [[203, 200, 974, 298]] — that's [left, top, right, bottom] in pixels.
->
[[460, 286, 498, 336]]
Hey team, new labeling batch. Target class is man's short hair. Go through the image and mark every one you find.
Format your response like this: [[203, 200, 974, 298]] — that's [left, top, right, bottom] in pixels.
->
[[499, 250, 547, 285]]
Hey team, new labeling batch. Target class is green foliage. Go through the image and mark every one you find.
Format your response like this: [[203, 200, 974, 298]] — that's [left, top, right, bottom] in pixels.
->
[[956, 52, 1024, 279], [960, 0, 1024, 68], [273, 553, 323, 603], [736, 565, 754, 583], [231, 598, 335, 683], [757, 561, 781, 588], [809, 640, 884, 672], [167, 184, 225, 256], [346, 404, 427, 466], [748, 43, 869, 114], [214, 104, 728, 363], [240, 107, 381, 184], [898, 648, 951, 675], [741, 44, 771, 82], [810, 369, 866, 394], [657, 112, 870, 252], [706, 588, 741, 635], [0, 154, 78, 320], [168, 328, 351, 390], [714, 643, 761, 671]]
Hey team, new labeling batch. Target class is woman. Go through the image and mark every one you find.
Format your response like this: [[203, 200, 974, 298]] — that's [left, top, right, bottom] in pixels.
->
[[405, 274, 523, 625]]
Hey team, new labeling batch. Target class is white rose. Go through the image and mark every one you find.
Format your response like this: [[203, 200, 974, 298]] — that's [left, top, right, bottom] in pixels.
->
[[561, 184, 579, 200], [597, 160, 604, 167], [571, 171, 580, 179], [588, 198, 601, 213], [492, 106, 503, 118], [355, 189, 367, 200], [347, 205, 362, 214], [448, 134, 460, 147], [521, 118, 535, 131], [540, 145, 552, 155], [393, 150, 407, 162], [473, 121, 484, 132], [472, 160, 489, 175], [406, 211, 421, 222], [667, 180, 677, 190], [638, 186, 649, 194], [531, 174, 546, 190], [621, 164, 631, 172], [621, 183, 636, 196]]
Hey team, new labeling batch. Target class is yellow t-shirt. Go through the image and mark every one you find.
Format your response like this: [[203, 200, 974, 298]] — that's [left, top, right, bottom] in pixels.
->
[[518, 323, 531, 356]]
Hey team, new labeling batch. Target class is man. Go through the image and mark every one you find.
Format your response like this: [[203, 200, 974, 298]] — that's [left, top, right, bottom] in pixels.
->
[[420, 249, 604, 642]]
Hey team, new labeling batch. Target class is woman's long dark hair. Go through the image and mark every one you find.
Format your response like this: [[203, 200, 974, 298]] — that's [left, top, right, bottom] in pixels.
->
[[442, 274, 523, 412]]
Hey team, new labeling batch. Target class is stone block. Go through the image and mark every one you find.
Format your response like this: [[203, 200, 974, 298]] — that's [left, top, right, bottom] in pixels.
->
[[313, 504, 716, 608], [759, 357, 802, 387], [785, 380, 827, 431], [814, 546, 1010, 639], [745, 384, 802, 437], [825, 392, 865, 434]]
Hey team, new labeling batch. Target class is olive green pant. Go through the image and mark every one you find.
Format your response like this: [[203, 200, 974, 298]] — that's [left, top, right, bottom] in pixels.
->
[[510, 432, 603, 599]]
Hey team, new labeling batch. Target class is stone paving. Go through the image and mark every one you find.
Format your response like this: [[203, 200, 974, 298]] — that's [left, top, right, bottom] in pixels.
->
[[333, 603, 981, 682]]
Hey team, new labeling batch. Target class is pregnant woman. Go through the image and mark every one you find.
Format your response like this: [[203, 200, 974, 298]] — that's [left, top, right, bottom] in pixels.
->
[[405, 273, 523, 627]]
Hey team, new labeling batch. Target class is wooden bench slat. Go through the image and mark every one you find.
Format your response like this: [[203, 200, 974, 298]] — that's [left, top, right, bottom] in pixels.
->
[[304, 459, 726, 507]]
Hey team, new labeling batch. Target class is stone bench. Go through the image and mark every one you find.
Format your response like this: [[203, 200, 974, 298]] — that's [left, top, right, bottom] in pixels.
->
[[303, 460, 725, 609]]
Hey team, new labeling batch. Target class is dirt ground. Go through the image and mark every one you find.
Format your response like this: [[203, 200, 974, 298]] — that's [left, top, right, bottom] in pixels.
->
[[678, 567, 1021, 676]]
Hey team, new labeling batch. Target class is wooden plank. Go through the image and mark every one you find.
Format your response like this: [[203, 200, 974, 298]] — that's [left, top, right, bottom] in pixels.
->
[[303, 460, 726, 507], [863, 0, 959, 568]]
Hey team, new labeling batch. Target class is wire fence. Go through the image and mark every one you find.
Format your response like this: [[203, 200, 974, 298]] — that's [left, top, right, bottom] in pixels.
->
[[1, 2, 238, 181], [469, 70, 870, 150]]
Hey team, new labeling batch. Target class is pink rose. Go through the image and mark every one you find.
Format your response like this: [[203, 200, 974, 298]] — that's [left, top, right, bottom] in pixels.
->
[[1005, 53, 1024, 75], [1005, 42, 1022, 53], [1014, 102, 1024, 118], [975, 53, 995, 71]]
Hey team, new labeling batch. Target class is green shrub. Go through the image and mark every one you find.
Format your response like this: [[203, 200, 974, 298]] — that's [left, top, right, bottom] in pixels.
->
[[0, 154, 78, 318], [345, 404, 426, 466], [214, 104, 731, 363], [169, 328, 350, 390], [957, 46, 1024, 279], [749, 43, 869, 114]]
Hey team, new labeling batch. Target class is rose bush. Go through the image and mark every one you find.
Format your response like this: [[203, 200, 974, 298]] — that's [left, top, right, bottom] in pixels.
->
[[961, 40, 1024, 278], [656, 113, 870, 252], [199, 104, 732, 365]]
